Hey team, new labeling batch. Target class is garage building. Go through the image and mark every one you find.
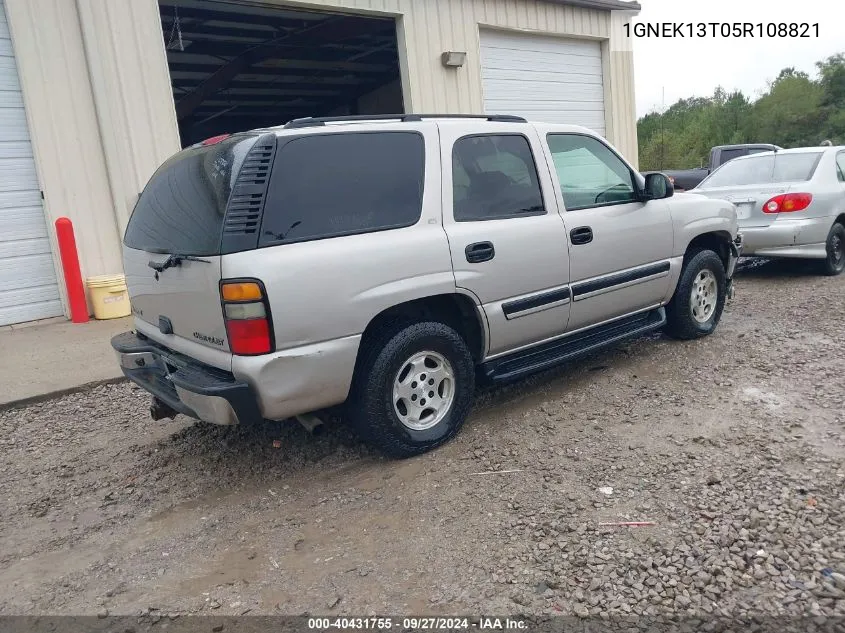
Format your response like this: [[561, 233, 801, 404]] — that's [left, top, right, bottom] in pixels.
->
[[1, 0, 639, 326]]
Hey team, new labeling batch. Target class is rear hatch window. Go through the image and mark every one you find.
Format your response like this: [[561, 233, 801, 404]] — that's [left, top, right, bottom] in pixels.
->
[[124, 135, 258, 255], [700, 152, 822, 189]]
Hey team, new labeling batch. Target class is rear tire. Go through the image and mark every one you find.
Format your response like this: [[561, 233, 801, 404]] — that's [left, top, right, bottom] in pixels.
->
[[664, 249, 727, 340], [346, 321, 475, 458], [821, 222, 845, 276]]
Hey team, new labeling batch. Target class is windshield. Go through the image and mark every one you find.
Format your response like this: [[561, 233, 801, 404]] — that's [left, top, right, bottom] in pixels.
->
[[699, 152, 823, 189], [124, 135, 256, 255]]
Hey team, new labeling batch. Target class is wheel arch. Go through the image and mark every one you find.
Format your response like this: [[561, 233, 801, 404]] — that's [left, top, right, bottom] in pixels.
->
[[356, 292, 487, 366], [685, 230, 734, 270]]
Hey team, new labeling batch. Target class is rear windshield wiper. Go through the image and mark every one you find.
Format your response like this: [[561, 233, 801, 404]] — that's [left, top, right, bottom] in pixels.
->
[[148, 254, 211, 273]]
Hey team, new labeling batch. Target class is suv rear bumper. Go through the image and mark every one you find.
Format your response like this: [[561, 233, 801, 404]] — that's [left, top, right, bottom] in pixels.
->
[[111, 331, 262, 426]]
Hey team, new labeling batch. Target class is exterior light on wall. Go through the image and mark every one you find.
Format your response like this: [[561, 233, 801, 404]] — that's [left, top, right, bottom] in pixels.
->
[[441, 51, 467, 68]]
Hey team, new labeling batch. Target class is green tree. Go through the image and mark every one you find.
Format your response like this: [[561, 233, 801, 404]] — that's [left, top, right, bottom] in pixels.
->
[[817, 53, 845, 142], [637, 52, 845, 170]]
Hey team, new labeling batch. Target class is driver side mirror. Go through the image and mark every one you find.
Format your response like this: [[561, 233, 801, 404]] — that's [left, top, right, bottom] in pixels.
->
[[643, 172, 674, 201]]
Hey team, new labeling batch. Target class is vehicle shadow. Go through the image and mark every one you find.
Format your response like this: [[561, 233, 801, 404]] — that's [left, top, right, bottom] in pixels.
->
[[140, 336, 643, 488], [734, 257, 822, 278]]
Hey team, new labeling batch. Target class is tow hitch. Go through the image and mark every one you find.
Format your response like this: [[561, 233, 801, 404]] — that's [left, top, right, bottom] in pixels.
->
[[150, 397, 179, 421]]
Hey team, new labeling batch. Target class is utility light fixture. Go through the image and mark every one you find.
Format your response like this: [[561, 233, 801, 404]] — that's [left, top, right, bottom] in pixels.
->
[[441, 51, 467, 68]]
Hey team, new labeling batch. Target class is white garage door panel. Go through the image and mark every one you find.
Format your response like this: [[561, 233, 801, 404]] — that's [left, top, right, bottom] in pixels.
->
[[482, 80, 604, 102], [0, 0, 63, 325], [0, 189, 41, 209], [0, 297, 64, 325], [482, 50, 603, 73], [0, 253, 58, 291], [0, 207, 50, 240], [0, 58, 20, 90], [0, 236, 51, 258], [481, 30, 606, 135], [483, 68, 603, 85], [0, 109, 29, 141], [0, 158, 39, 189], [0, 285, 62, 310], [0, 139, 30, 158]]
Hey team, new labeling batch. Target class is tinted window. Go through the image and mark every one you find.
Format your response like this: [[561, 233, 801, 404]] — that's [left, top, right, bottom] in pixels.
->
[[452, 135, 544, 221], [259, 132, 424, 245], [836, 153, 845, 182], [124, 135, 253, 255], [717, 148, 746, 165], [701, 152, 822, 188], [547, 134, 637, 210]]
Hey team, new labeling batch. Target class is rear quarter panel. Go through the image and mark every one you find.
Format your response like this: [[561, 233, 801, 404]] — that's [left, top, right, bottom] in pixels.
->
[[222, 124, 455, 350], [222, 224, 456, 350], [221, 125, 457, 417]]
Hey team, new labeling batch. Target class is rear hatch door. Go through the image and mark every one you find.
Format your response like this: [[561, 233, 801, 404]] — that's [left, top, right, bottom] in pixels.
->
[[122, 133, 265, 370], [695, 152, 823, 228]]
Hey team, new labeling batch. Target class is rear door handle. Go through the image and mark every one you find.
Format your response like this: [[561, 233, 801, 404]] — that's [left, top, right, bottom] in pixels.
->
[[570, 226, 593, 245], [465, 241, 495, 263]]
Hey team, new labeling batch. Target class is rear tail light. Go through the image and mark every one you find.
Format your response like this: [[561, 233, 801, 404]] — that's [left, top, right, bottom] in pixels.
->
[[762, 193, 813, 214], [220, 280, 273, 355]]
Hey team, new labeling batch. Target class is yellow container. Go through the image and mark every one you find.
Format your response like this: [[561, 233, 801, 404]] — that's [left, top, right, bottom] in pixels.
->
[[86, 274, 131, 319]]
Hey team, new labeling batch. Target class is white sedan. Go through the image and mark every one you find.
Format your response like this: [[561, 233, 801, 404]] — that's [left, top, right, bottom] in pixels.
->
[[691, 146, 845, 275]]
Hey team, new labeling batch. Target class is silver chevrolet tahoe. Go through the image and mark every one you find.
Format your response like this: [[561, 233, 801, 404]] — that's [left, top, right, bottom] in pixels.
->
[[112, 114, 741, 458]]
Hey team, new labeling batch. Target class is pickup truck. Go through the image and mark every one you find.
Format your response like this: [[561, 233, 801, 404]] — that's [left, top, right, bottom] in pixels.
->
[[653, 144, 782, 191]]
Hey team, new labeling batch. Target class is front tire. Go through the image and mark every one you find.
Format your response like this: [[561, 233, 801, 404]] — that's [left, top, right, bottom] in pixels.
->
[[822, 222, 845, 276], [664, 249, 727, 340], [346, 321, 475, 458]]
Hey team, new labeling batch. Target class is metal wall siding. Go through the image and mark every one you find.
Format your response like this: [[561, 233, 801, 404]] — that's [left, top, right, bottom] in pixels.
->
[[0, 0, 62, 325], [76, 0, 182, 236], [4, 0, 124, 298]]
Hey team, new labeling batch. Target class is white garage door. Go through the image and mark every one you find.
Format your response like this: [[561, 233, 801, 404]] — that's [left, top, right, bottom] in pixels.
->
[[480, 30, 606, 136], [0, 0, 62, 326]]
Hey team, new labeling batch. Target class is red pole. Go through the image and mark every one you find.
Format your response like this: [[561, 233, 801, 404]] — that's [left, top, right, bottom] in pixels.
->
[[54, 217, 89, 323]]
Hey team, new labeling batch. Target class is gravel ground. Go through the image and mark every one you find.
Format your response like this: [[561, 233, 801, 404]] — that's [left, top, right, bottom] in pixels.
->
[[0, 259, 843, 625]]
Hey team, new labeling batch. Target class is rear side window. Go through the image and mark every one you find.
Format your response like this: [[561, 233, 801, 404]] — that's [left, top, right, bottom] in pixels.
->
[[717, 148, 747, 165], [124, 135, 253, 255], [835, 153, 845, 182], [259, 132, 424, 245], [701, 153, 822, 188], [452, 135, 545, 221]]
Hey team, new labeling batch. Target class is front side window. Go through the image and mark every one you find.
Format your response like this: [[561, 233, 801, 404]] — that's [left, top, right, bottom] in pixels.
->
[[452, 135, 545, 221], [259, 132, 425, 246], [546, 134, 638, 211]]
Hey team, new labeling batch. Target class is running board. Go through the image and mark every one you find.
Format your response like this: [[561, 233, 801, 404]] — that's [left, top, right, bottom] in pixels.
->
[[481, 308, 666, 383]]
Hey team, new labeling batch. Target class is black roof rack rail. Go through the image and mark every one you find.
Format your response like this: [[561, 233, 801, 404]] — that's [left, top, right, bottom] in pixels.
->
[[283, 113, 527, 129]]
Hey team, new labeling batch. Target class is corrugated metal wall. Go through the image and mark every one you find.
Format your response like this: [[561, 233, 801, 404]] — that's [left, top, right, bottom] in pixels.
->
[[76, 0, 181, 236], [4, 0, 638, 319], [4, 0, 124, 317]]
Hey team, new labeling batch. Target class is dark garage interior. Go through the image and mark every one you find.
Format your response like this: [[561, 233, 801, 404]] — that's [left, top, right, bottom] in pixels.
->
[[159, 0, 404, 147]]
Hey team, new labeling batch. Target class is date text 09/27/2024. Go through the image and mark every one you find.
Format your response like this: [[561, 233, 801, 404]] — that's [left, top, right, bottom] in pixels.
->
[[624, 22, 819, 39], [307, 617, 527, 631]]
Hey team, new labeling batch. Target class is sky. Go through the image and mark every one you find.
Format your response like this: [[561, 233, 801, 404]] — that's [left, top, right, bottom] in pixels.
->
[[631, 0, 844, 117]]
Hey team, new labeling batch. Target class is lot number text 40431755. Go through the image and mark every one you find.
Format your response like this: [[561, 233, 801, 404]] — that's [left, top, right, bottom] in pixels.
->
[[624, 22, 819, 39]]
